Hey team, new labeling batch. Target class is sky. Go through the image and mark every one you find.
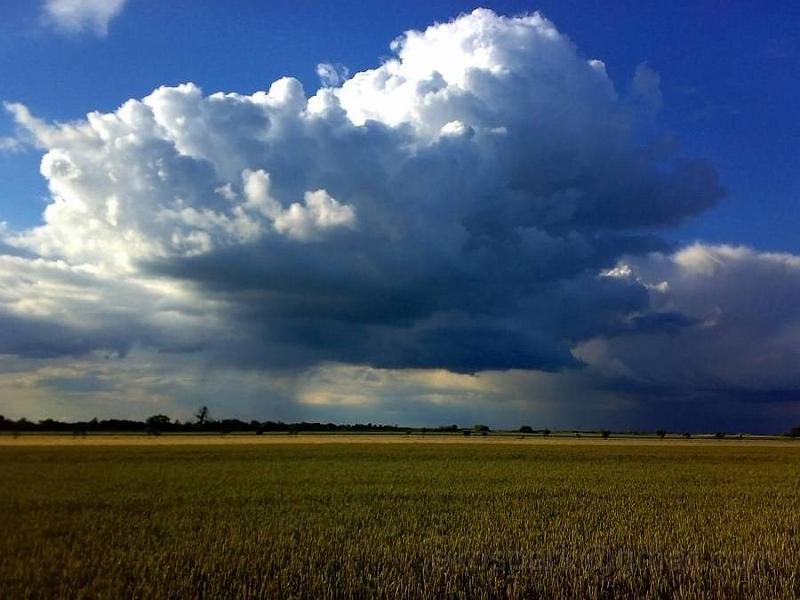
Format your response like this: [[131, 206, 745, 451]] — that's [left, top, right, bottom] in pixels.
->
[[0, 0, 798, 431]]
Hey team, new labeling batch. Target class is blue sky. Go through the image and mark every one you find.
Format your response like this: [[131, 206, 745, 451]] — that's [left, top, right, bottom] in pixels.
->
[[0, 1, 799, 431]]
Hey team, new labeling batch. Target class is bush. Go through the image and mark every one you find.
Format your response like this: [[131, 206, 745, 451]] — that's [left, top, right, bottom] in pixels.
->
[[601, 430, 611, 440], [519, 425, 534, 434], [788, 426, 800, 438], [656, 430, 667, 439]]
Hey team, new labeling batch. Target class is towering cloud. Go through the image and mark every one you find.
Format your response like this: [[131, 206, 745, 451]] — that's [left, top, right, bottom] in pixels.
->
[[1, 9, 724, 378], [6, 9, 793, 429]]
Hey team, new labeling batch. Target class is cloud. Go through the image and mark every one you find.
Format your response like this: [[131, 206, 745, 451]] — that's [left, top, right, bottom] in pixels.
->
[[630, 62, 663, 115], [41, 0, 128, 36], [1, 9, 724, 376], [0, 137, 21, 153], [316, 63, 350, 87], [577, 245, 800, 410]]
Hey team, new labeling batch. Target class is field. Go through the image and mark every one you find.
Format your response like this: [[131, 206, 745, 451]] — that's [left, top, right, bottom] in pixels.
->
[[1, 436, 799, 598]]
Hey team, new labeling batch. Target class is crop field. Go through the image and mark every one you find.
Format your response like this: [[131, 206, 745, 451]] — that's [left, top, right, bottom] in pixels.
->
[[1, 437, 799, 599]]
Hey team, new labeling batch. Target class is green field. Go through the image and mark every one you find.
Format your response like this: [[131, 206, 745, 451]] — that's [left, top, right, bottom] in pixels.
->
[[2, 438, 799, 598]]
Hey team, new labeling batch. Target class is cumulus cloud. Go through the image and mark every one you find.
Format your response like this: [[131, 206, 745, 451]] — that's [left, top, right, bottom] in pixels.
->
[[1, 9, 724, 375], [42, 0, 128, 36], [580, 245, 800, 395]]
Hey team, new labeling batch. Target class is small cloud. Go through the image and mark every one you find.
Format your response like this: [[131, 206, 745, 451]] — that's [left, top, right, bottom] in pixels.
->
[[630, 62, 663, 115], [41, 0, 128, 37], [0, 136, 21, 153], [316, 62, 350, 87], [273, 189, 357, 241]]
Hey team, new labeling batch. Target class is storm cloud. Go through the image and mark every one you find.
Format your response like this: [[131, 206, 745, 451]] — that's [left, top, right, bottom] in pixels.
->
[[1, 9, 725, 378]]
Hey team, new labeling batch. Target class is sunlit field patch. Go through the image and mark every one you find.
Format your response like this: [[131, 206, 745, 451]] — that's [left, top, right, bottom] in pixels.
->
[[1, 439, 799, 598]]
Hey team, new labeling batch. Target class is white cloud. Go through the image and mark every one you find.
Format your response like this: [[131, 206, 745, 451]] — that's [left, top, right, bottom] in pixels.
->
[[273, 190, 356, 241], [42, 0, 128, 36], [316, 63, 350, 87], [0, 137, 21, 153]]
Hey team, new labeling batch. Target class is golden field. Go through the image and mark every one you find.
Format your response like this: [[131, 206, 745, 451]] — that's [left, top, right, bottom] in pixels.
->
[[1, 436, 799, 598]]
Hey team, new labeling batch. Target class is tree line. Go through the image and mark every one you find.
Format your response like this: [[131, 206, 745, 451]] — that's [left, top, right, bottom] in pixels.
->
[[0, 413, 411, 435], [1, 411, 798, 437]]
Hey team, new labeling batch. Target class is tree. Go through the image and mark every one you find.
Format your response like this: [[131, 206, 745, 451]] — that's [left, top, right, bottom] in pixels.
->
[[656, 430, 667, 440], [787, 426, 800, 438], [195, 406, 209, 426], [601, 430, 611, 440], [146, 414, 171, 435], [543, 429, 551, 437], [146, 415, 171, 427], [683, 432, 692, 439], [473, 424, 490, 434], [519, 425, 534, 434], [715, 432, 726, 440]]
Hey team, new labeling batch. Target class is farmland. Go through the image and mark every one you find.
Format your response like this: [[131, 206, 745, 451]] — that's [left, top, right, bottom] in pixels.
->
[[1, 436, 799, 598]]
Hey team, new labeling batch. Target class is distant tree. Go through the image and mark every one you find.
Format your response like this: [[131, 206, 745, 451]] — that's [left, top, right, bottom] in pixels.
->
[[787, 426, 800, 438], [146, 414, 170, 436], [656, 430, 667, 440], [543, 429, 551, 437], [519, 425, 534, 434], [195, 406, 209, 426], [575, 431, 581, 438], [146, 415, 171, 428], [473, 424, 490, 433], [715, 432, 726, 440], [683, 432, 692, 439], [601, 430, 611, 440], [462, 430, 471, 436]]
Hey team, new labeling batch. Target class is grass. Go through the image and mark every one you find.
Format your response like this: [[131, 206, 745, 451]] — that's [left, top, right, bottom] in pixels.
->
[[1, 437, 799, 598]]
